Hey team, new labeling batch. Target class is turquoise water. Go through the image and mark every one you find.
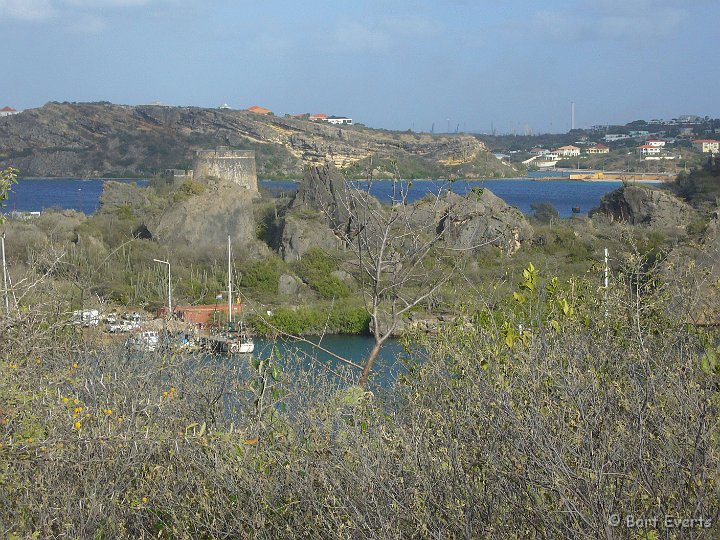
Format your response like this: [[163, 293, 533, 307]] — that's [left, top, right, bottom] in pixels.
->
[[252, 335, 409, 387]]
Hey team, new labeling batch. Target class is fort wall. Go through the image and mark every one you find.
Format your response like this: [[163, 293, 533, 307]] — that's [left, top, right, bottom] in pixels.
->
[[192, 147, 258, 192]]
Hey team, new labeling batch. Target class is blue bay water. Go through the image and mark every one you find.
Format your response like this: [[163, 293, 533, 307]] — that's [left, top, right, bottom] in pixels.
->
[[7, 174, 627, 217]]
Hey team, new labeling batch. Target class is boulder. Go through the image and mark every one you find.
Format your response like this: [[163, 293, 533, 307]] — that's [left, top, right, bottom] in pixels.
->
[[436, 190, 533, 255], [279, 211, 339, 262], [279, 164, 366, 261], [593, 185, 696, 230], [278, 273, 300, 296]]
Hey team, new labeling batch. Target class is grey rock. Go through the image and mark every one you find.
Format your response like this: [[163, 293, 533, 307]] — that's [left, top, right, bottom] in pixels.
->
[[593, 185, 696, 230], [293, 163, 350, 229], [279, 211, 339, 262], [278, 273, 300, 296], [331, 270, 353, 283], [97, 181, 158, 222], [150, 179, 268, 258], [435, 190, 533, 255]]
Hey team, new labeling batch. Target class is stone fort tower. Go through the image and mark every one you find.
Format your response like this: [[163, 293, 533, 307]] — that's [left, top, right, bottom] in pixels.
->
[[192, 147, 258, 192]]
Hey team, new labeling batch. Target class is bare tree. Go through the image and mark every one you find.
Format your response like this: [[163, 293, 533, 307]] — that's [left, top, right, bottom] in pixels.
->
[[345, 181, 458, 385]]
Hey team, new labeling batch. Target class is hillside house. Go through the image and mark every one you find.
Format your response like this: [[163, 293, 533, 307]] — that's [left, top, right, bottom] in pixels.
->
[[0, 106, 18, 117], [247, 105, 271, 115], [645, 139, 666, 148], [693, 139, 720, 153], [556, 145, 581, 157], [604, 134, 630, 142], [327, 116, 353, 125], [309, 113, 327, 121], [585, 144, 609, 154], [637, 144, 661, 156]]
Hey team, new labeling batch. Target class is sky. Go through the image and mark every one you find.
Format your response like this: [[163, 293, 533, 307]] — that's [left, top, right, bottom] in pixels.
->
[[1, 0, 718, 134]]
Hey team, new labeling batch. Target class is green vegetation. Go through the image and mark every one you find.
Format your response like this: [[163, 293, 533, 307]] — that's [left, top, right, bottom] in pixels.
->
[[0, 167, 18, 224], [0, 255, 717, 537], [673, 156, 720, 208], [529, 201, 559, 223], [292, 248, 350, 299], [249, 302, 370, 336], [2, 166, 720, 536], [172, 178, 206, 203], [240, 256, 285, 296]]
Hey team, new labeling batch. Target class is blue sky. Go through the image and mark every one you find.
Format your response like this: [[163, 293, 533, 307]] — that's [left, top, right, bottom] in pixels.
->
[[1, 0, 718, 133]]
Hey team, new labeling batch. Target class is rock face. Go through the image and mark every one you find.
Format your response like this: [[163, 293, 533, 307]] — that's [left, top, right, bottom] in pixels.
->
[[593, 185, 696, 229], [279, 164, 359, 261], [435, 190, 533, 254], [280, 166, 533, 260], [279, 212, 339, 262], [150, 179, 267, 258], [97, 181, 158, 222], [293, 163, 350, 229]]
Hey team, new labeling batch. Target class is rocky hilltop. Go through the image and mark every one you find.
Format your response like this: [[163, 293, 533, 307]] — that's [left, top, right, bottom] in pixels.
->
[[0, 102, 515, 179]]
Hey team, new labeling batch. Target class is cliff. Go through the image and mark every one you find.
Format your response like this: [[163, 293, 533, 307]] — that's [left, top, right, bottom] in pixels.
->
[[0, 102, 516, 179]]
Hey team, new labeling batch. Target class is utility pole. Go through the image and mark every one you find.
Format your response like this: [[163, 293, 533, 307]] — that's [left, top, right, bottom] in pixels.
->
[[1, 233, 9, 316], [227, 236, 233, 327], [153, 258, 172, 317], [604, 247, 609, 318]]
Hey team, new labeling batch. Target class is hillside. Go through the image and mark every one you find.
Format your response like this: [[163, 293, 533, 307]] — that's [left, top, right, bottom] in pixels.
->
[[0, 102, 516, 179]]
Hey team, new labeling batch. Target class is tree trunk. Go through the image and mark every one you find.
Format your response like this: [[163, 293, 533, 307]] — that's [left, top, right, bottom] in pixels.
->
[[359, 341, 383, 387]]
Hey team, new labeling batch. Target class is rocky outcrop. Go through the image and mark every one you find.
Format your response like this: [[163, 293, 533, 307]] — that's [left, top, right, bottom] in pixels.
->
[[593, 185, 696, 230], [97, 181, 159, 222], [150, 179, 268, 258], [0, 102, 515, 179], [279, 211, 339, 262], [434, 190, 533, 255], [293, 163, 350, 229], [279, 164, 365, 261]]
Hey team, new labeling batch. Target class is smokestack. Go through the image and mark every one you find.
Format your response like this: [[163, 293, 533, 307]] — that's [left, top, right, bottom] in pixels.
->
[[571, 102, 575, 131]]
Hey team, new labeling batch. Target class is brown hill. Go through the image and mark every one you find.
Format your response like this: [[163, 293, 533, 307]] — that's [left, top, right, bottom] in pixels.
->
[[0, 102, 516, 179]]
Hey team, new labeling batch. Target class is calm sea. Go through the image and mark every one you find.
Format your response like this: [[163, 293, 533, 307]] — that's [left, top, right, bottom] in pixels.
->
[[6, 173, 631, 217]]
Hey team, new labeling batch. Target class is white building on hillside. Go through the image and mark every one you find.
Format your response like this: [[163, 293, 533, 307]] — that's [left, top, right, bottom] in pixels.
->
[[556, 145, 581, 157]]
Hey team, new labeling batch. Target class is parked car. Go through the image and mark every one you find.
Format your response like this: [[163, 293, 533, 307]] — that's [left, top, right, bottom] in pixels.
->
[[71, 309, 100, 326]]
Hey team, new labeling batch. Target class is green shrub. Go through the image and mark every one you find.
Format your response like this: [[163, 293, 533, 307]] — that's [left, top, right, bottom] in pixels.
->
[[294, 248, 350, 299], [240, 256, 284, 294], [172, 179, 206, 203], [249, 303, 370, 336]]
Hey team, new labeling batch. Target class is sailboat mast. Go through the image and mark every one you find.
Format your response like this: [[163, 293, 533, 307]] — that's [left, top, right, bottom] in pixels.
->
[[228, 236, 232, 326]]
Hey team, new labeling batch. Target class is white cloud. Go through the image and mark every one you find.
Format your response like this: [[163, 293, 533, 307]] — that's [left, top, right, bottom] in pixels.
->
[[63, 0, 154, 7], [531, 1, 689, 42], [0, 0, 175, 22], [0, 0, 55, 20]]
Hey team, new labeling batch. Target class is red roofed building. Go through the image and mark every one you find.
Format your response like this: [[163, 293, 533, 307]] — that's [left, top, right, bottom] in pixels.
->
[[247, 105, 271, 115], [157, 304, 244, 326], [309, 113, 328, 121], [0, 106, 18, 117]]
